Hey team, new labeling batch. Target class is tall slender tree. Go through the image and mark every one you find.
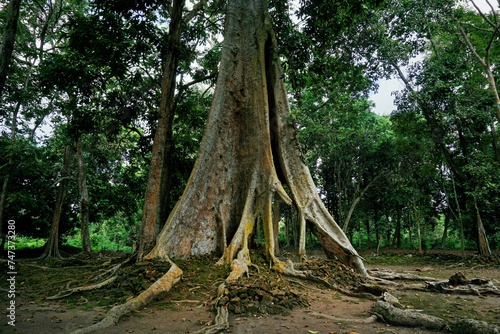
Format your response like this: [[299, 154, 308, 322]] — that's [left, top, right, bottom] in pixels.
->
[[40, 145, 73, 259]]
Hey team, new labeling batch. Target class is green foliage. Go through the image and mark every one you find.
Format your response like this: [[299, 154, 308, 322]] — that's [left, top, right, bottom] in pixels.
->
[[2, 0, 498, 257], [5, 235, 45, 250], [64, 211, 140, 252]]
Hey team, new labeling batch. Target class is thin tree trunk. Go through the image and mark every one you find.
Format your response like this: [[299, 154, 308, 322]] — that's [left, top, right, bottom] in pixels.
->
[[0, 103, 19, 251], [358, 224, 362, 249], [285, 208, 290, 247], [460, 218, 465, 256], [440, 213, 450, 249], [342, 173, 382, 232], [376, 228, 381, 254], [394, 214, 401, 248], [41, 145, 72, 259], [416, 219, 422, 254], [365, 220, 371, 249], [409, 223, 413, 249], [76, 136, 92, 253], [0, 0, 22, 98], [272, 198, 280, 253], [474, 197, 491, 256], [414, 202, 423, 254], [458, 25, 500, 123], [138, 0, 185, 259]]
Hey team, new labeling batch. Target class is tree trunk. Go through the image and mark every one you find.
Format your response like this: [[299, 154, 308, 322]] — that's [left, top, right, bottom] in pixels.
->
[[365, 220, 371, 249], [138, 0, 185, 259], [376, 227, 381, 254], [459, 217, 465, 256], [146, 0, 367, 276], [394, 214, 401, 248], [416, 219, 423, 254], [358, 224, 362, 249], [272, 198, 280, 253], [0, 102, 19, 251], [440, 212, 450, 249], [0, 0, 22, 99], [342, 173, 382, 232], [285, 208, 290, 247], [474, 198, 491, 256], [76, 136, 92, 253], [41, 145, 72, 259], [409, 224, 413, 248]]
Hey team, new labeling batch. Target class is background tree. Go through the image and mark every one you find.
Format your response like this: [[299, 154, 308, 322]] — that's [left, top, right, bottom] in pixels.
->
[[0, 0, 22, 98]]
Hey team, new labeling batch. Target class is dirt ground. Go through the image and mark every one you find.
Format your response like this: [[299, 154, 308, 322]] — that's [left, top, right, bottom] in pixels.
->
[[1, 248, 499, 334]]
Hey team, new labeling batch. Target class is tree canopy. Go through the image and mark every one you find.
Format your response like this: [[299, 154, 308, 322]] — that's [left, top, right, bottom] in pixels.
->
[[0, 0, 498, 260]]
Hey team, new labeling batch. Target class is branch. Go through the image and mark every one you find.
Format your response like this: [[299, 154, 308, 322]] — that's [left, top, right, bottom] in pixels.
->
[[457, 25, 489, 69], [470, 0, 496, 28], [342, 172, 385, 231], [179, 73, 217, 91], [390, 61, 415, 93], [485, 0, 498, 25], [51, 176, 76, 188], [461, 22, 495, 33], [485, 24, 500, 61], [428, 27, 441, 61], [183, 0, 209, 23]]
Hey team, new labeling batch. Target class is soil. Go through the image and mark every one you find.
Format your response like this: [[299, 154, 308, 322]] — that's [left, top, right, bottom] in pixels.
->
[[1, 247, 499, 334]]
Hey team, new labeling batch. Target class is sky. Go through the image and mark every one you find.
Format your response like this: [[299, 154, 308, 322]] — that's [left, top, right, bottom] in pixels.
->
[[369, 0, 497, 116]]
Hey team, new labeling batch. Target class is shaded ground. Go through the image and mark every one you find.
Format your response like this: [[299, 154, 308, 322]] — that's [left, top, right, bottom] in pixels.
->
[[1, 247, 499, 334]]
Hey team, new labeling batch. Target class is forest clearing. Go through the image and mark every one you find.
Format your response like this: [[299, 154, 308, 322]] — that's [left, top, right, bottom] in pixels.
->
[[1, 248, 499, 334], [2, 0, 500, 333]]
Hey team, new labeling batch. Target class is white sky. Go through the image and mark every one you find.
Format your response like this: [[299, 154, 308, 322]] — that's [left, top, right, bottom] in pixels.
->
[[369, 0, 497, 116]]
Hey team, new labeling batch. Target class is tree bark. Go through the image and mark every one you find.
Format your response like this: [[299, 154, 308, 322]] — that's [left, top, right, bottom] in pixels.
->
[[76, 136, 92, 253], [147, 0, 367, 276], [0, 102, 19, 251], [0, 0, 22, 99], [474, 197, 491, 256], [138, 0, 185, 259], [342, 173, 382, 232], [365, 219, 372, 249], [272, 198, 280, 253], [41, 145, 72, 259], [394, 214, 401, 248], [440, 212, 450, 249]]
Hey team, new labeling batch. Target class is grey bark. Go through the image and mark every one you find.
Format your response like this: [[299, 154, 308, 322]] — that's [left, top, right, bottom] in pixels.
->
[[147, 0, 367, 276], [0, 0, 22, 98], [76, 136, 92, 253]]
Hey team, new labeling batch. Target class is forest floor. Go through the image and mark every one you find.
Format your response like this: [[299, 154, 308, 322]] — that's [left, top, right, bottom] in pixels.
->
[[1, 247, 499, 334]]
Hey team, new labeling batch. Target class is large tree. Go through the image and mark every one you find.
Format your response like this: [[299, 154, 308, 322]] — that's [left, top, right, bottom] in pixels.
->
[[146, 0, 367, 276]]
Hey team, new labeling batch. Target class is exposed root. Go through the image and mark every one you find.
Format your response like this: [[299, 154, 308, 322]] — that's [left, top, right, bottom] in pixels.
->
[[71, 263, 182, 334], [193, 283, 229, 334], [371, 270, 500, 297], [279, 262, 379, 300], [91, 256, 134, 282], [226, 249, 250, 283], [369, 268, 440, 282], [372, 300, 448, 331], [372, 290, 500, 334], [308, 311, 378, 324], [47, 275, 118, 300], [425, 272, 500, 296], [449, 318, 500, 334]]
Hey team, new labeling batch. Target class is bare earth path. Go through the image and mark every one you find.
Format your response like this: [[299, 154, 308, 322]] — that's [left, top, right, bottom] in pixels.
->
[[1, 249, 499, 334]]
